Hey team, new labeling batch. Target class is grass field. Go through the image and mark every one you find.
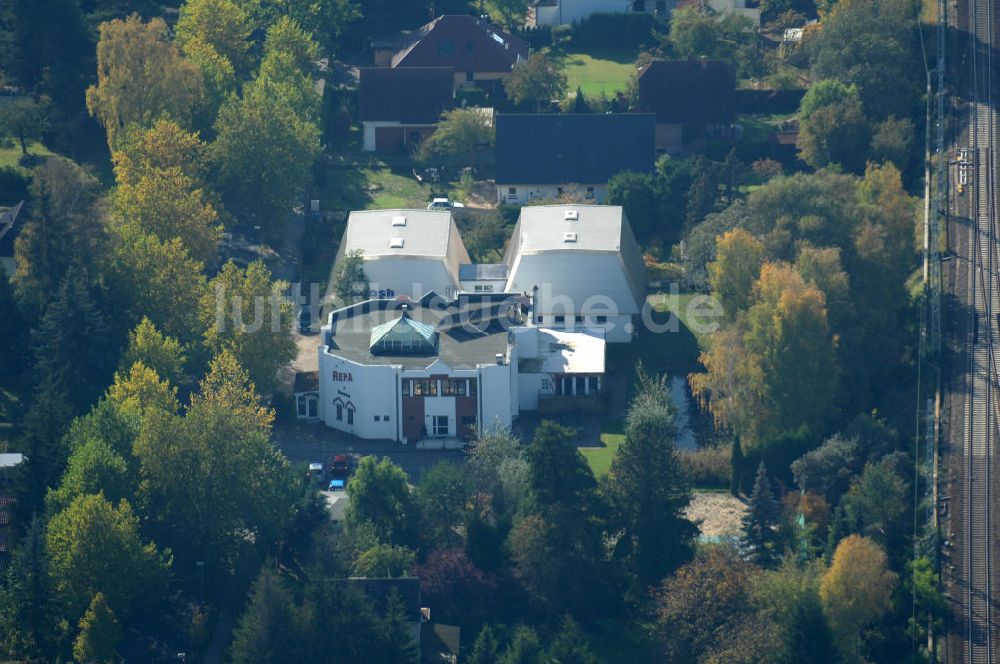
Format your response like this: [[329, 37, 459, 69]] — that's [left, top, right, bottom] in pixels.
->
[[561, 50, 636, 98], [580, 419, 625, 477], [316, 155, 462, 211], [0, 142, 55, 171]]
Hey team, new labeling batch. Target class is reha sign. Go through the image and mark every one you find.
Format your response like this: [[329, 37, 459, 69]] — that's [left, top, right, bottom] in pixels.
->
[[332, 370, 353, 382]]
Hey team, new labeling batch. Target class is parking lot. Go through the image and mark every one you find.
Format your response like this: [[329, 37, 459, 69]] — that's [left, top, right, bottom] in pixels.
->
[[273, 420, 464, 483]]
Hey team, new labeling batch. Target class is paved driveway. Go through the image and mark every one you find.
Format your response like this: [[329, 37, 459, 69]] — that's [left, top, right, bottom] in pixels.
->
[[273, 421, 464, 483]]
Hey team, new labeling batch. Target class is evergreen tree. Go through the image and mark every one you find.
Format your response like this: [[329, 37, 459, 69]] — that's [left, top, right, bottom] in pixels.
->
[[498, 625, 542, 664], [17, 375, 74, 513], [730, 435, 745, 496], [0, 516, 53, 660], [546, 615, 599, 664], [0, 274, 27, 384], [73, 592, 121, 664], [31, 270, 116, 414], [741, 462, 782, 568], [467, 624, 500, 664], [374, 590, 418, 663], [230, 567, 297, 664]]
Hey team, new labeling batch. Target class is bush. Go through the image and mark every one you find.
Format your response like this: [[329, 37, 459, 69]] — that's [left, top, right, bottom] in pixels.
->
[[680, 445, 730, 488], [570, 12, 662, 52], [456, 86, 488, 108], [0, 166, 29, 202]]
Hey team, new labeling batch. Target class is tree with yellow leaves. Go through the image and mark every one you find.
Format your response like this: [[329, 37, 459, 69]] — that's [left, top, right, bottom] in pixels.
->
[[86, 16, 204, 149], [820, 534, 897, 659], [707, 228, 765, 319]]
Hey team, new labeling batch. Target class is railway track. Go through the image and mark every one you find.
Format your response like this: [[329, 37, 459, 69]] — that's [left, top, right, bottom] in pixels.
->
[[962, 0, 998, 661]]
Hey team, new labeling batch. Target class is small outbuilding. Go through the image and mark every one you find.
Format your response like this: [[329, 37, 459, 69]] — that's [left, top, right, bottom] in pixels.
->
[[359, 67, 455, 153]]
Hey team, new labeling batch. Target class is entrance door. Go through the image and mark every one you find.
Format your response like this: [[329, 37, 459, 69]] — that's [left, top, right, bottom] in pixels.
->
[[432, 415, 449, 437]]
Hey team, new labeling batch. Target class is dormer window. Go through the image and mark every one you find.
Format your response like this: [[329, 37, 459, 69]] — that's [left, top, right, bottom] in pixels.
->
[[563, 232, 577, 243], [564, 210, 579, 221], [390, 237, 404, 248], [392, 215, 406, 226]]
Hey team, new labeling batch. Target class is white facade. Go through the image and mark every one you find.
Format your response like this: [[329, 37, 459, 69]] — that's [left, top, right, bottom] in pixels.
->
[[496, 183, 606, 205], [504, 205, 646, 343], [333, 210, 471, 299], [317, 347, 518, 444], [533, 0, 635, 26]]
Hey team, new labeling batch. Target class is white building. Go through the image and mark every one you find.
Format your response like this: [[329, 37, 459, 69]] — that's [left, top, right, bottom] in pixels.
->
[[311, 295, 607, 442], [333, 209, 471, 300], [532, 0, 636, 26], [503, 205, 646, 343]]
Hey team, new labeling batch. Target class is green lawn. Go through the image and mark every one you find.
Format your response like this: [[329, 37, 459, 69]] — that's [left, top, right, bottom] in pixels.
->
[[315, 155, 463, 212], [0, 142, 55, 171], [561, 50, 636, 98], [580, 419, 625, 478]]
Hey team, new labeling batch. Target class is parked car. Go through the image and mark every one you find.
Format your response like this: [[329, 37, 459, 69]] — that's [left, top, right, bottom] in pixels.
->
[[297, 307, 312, 333], [327, 455, 352, 491], [427, 197, 465, 210]]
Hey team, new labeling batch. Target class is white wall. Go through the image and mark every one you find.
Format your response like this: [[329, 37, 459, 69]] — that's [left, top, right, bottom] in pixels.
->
[[496, 184, 607, 205], [318, 354, 399, 440], [535, 0, 634, 25], [479, 362, 515, 430], [363, 256, 459, 299], [362, 121, 399, 152], [508, 251, 643, 319]]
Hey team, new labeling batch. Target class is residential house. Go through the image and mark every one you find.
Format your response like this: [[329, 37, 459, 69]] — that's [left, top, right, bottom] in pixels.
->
[[637, 58, 737, 154], [359, 67, 455, 153], [532, 0, 638, 25], [391, 15, 528, 95], [705, 0, 760, 25], [494, 113, 655, 204]]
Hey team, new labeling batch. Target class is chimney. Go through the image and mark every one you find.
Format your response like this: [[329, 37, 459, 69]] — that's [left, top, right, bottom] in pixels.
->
[[495, 353, 504, 365]]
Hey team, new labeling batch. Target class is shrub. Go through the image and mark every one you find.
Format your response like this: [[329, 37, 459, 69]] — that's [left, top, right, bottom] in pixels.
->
[[680, 445, 730, 488], [570, 12, 662, 51]]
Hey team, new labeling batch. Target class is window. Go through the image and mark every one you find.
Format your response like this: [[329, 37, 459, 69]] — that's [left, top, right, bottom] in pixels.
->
[[595, 315, 608, 324], [406, 379, 438, 396], [474, 284, 494, 292], [508, 187, 517, 195], [384, 415, 390, 421], [536, 315, 543, 324], [465, 71, 474, 82], [442, 379, 468, 396], [438, 40, 454, 55], [469, 379, 478, 397], [461, 415, 477, 427], [307, 397, 317, 418], [433, 415, 449, 436], [336, 403, 343, 421], [374, 415, 380, 422], [585, 186, 595, 198], [575, 315, 584, 323], [540, 377, 552, 391], [554, 315, 565, 324], [347, 408, 354, 425], [297, 397, 307, 417], [557, 186, 564, 196], [402, 380, 411, 397]]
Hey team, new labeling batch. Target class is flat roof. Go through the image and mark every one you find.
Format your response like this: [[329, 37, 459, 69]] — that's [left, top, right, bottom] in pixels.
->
[[325, 297, 523, 369], [510, 204, 626, 254], [519, 329, 605, 374], [0, 453, 24, 469]]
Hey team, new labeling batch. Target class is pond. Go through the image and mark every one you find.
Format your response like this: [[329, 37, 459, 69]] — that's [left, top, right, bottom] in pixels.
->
[[669, 375, 698, 451]]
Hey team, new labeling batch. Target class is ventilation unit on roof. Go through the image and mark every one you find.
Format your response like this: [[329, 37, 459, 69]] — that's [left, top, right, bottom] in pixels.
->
[[392, 215, 406, 226], [390, 237, 404, 248], [564, 210, 579, 221], [563, 232, 578, 243]]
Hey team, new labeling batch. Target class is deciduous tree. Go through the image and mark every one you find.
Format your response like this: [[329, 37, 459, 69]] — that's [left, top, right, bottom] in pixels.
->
[[708, 228, 765, 318], [120, 318, 187, 387], [106, 362, 179, 417], [86, 15, 204, 149], [46, 493, 169, 621], [0, 97, 49, 156], [174, 0, 253, 77], [344, 456, 417, 546], [820, 534, 896, 658], [504, 52, 567, 112], [419, 107, 495, 167], [200, 261, 295, 394]]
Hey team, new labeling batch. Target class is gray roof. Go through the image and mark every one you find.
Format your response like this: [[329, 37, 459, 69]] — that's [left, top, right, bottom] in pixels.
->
[[341, 209, 456, 258], [325, 297, 524, 369], [506, 204, 628, 255], [459, 263, 509, 281]]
